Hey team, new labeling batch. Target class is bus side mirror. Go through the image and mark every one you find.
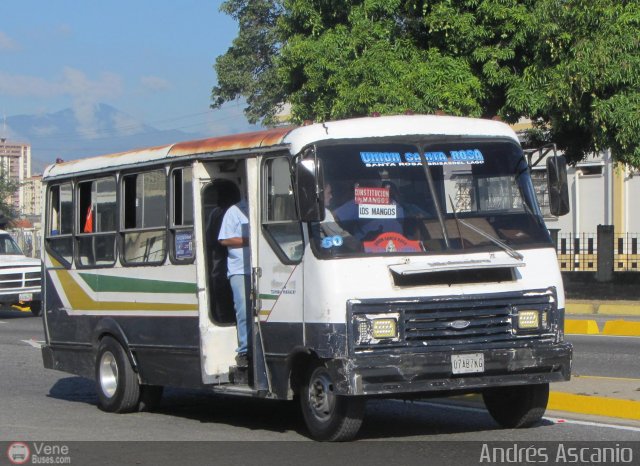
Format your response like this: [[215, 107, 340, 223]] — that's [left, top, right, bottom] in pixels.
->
[[295, 158, 325, 222], [547, 155, 570, 216]]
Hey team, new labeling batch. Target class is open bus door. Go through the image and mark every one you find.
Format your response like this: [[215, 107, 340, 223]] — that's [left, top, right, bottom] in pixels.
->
[[194, 161, 244, 384]]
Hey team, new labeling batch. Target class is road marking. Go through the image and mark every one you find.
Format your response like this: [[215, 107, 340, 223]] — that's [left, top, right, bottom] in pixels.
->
[[21, 339, 44, 348], [546, 417, 640, 433], [575, 374, 640, 382], [0, 321, 6, 324]]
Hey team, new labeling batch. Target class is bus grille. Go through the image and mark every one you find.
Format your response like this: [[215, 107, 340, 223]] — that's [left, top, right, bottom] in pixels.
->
[[349, 289, 556, 351], [404, 303, 513, 346]]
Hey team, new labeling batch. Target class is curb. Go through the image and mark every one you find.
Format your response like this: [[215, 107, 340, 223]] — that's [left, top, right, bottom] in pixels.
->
[[548, 392, 640, 422], [565, 318, 640, 336], [564, 319, 599, 334], [602, 320, 640, 337]]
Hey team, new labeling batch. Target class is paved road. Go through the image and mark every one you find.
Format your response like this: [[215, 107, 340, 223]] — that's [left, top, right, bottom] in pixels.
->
[[1, 310, 639, 452], [567, 334, 640, 379]]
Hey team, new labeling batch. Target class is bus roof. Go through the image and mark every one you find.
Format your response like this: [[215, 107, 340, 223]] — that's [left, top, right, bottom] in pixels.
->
[[42, 115, 518, 180]]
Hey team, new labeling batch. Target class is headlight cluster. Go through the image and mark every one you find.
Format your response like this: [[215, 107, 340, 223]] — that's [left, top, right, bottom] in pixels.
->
[[354, 313, 400, 345], [515, 308, 549, 332]]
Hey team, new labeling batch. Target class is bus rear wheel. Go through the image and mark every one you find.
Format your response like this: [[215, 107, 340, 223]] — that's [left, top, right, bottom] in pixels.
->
[[483, 383, 549, 428], [95, 336, 140, 413], [299, 362, 365, 441]]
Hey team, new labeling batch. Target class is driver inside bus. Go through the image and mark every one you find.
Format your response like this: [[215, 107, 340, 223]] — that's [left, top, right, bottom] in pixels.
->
[[333, 181, 405, 241]]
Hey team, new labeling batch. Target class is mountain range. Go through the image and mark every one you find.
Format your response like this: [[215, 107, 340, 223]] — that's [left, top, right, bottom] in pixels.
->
[[4, 104, 206, 175]]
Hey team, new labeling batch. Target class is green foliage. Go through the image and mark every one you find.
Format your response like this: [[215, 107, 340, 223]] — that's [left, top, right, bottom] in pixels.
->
[[213, 0, 640, 166], [0, 176, 18, 221], [211, 0, 286, 125], [506, 0, 640, 166]]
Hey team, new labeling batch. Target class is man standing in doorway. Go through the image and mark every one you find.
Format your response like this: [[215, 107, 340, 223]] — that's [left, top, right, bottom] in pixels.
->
[[218, 198, 251, 367]]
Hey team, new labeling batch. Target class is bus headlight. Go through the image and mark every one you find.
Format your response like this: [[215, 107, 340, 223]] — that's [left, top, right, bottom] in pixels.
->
[[517, 310, 539, 329], [372, 318, 397, 339], [354, 313, 400, 344]]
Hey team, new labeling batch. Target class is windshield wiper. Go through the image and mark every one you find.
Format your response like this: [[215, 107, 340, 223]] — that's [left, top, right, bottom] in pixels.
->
[[448, 195, 524, 261], [448, 195, 465, 253], [418, 146, 450, 249]]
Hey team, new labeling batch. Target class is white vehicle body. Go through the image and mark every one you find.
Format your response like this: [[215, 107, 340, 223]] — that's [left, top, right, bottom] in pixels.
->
[[41, 115, 571, 440], [0, 230, 42, 315]]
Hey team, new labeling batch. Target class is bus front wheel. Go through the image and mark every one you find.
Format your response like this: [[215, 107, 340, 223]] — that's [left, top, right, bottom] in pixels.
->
[[299, 362, 365, 441], [95, 336, 140, 413], [483, 383, 549, 428]]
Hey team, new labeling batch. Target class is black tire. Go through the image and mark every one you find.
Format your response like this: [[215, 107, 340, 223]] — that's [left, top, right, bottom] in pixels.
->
[[299, 361, 365, 441], [95, 336, 140, 413], [483, 383, 549, 428], [138, 385, 163, 412], [30, 301, 42, 317]]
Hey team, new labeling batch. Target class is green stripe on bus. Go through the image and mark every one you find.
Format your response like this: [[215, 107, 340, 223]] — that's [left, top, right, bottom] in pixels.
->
[[259, 294, 279, 300], [78, 273, 197, 294]]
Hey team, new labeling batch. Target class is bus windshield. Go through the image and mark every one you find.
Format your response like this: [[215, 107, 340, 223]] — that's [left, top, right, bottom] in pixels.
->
[[310, 139, 551, 258]]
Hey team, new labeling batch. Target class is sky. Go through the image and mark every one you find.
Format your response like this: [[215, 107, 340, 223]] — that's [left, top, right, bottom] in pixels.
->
[[0, 0, 256, 141]]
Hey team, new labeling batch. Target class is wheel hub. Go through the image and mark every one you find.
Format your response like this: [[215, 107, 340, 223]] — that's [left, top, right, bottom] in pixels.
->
[[308, 370, 335, 421], [99, 351, 118, 398]]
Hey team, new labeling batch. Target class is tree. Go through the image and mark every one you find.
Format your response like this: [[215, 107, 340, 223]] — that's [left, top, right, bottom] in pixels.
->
[[0, 176, 18, 225], [213, 0, 640, 166], [211, 0, 286, 125], [506, 0, 640, 167]]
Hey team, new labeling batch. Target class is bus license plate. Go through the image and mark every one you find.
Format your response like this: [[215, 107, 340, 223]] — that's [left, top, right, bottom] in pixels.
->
[[19, 293, 33, 302], [451, 353, 484, 374]]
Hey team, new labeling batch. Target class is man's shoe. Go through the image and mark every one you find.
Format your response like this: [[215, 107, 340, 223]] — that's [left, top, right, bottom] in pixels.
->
[[235, 353, 249, 368]]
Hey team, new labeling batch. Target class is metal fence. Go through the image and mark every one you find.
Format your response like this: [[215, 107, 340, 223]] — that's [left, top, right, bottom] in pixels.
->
[[556, 232, 639, 272]]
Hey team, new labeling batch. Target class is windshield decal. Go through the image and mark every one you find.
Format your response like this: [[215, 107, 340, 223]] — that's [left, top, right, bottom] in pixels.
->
[[360, 150, 485, 167], [363, 232, 423, 253], [355, 186, 389, 204], [321, 235, 344, 248], [359, 204, 397, 219]]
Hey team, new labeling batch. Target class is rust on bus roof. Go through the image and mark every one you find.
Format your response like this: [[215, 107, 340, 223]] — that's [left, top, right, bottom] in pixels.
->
[[169, 126, 294, 157]]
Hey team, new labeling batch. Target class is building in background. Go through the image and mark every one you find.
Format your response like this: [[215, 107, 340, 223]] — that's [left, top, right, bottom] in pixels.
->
[[0, 138, 31, 215], [22, 175, 43, 220]]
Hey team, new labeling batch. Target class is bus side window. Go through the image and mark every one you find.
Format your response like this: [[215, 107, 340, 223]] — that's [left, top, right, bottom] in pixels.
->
[[262, 157, 304, 263], [76, 177, 117, 267], [170, 166, 195, 263], [121, 170, 167, 265], [46, 183, 74, 266]]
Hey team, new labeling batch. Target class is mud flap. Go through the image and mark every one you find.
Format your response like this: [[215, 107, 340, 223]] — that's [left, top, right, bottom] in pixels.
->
[[252, 324, 270, 392]]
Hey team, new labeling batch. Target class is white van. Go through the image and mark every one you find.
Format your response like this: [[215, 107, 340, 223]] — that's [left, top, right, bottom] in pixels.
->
[[0, 229, 42, 316]]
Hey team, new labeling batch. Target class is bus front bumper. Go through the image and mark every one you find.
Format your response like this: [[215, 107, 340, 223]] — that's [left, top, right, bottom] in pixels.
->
[[328, 342, 572, 396]]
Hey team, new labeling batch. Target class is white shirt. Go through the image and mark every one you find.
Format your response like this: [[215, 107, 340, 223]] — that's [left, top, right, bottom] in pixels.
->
[[218, 200, 250, 276]]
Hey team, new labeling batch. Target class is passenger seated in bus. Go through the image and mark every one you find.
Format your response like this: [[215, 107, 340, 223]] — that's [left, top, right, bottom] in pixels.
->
[[218, 199, 251, 368]]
